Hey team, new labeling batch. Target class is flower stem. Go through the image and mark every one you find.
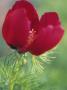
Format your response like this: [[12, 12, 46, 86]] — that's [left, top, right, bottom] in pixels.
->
[[9, 80, 14, 90]]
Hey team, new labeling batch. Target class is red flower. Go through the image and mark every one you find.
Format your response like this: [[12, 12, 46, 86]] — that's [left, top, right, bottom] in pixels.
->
[[2, 0, 64, 55]]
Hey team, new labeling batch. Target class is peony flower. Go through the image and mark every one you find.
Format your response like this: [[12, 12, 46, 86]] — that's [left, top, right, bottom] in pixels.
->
[[2, 0, 64, 56]]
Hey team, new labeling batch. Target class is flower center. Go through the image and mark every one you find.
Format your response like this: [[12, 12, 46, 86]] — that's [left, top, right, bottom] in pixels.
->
[[27, 29, 36, 46], [18, 29, 37, 53]]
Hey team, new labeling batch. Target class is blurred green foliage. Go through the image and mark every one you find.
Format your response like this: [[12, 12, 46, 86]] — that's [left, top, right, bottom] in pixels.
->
[[0, 0, 67, 90]]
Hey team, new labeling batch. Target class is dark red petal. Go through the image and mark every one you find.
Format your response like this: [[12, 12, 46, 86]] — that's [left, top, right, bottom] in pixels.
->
[[40, 12, 60, 27], [29, 26, 64, 55], [29, 12, 64, 55], [12, 0, 39, 30], [2, 9, 31, 52]]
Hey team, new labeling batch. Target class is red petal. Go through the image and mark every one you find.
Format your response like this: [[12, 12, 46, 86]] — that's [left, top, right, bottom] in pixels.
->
[[29, 26, 64, 55], [12, 0, 39, 30], [40, 12, 60, 27], [29, 12, 64, 55], [2, 9, 31, 52]]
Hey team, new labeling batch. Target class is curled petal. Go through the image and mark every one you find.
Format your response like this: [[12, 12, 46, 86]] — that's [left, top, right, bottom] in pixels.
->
[[40, 12, 60, 27], [29, 12, 64, 55], [29, 26, 64, 55], [12, 0, 39, 30], [2, 9, 31, 52]]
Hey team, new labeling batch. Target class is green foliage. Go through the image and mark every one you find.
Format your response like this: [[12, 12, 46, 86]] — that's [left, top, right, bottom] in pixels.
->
[[0, 51, 53, 90]]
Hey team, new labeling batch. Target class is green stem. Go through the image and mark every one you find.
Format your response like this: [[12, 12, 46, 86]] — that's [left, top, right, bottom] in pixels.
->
[[9, 79, 14, 90]]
